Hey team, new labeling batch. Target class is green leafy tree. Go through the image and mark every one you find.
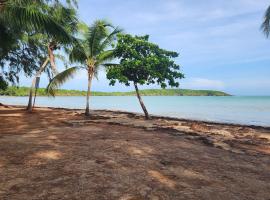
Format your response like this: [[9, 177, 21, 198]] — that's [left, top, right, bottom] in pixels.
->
[[106, 34, 184, 119], [262, 5, 270, 37], [47, 20, 122, 116]]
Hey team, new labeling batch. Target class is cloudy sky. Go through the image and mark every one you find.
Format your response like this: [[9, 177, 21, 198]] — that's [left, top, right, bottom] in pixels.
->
[[21, 0, 270, 95]]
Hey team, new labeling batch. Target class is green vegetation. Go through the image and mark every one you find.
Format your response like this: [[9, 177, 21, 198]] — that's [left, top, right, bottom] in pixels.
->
[[0, 86, 230, 97], [0, 0, 78, 87], [106, 34, 184, 119]]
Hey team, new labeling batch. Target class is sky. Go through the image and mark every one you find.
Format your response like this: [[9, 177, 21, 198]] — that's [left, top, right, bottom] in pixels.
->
[[21, 0, 270, 95]]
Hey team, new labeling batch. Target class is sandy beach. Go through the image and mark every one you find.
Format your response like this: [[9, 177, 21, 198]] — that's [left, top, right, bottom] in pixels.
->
[[0, 104, 270, 200]]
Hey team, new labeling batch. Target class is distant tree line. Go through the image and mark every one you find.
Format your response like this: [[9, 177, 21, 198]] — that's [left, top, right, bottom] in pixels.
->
[[0, 86, 230, 97]]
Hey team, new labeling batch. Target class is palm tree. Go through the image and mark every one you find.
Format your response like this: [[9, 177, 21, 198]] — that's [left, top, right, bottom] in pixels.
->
[[0, 0, 77, 96], [262, 5, 270, 37], [26, 2, 79, 111], [46, 20, 122, 116]]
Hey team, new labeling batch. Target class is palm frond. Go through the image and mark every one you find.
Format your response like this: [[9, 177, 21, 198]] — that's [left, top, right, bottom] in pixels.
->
[[77, 21, 89, 39], [93, 69, 99, 80], [46, 66, 80, 96], [93, 50, 116, 78], [96, 50, 115, 65], [69, 41, 88, 64], [2, 2, 75, 44], [261, 5, 270, 37], [99, 26, 123, 51], [88, 20, 111, 57], [51, 3, 78, 35]]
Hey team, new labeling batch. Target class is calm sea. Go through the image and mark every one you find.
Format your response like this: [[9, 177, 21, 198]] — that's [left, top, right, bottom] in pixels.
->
[[1, 96, 270, 126]]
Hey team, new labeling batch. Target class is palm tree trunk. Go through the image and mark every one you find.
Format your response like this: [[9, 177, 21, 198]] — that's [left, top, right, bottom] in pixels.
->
[[48, 42, 58, 75], [134, 82, 149, 120], [26, 57, 49, 111], [85, 70, 93, 116]]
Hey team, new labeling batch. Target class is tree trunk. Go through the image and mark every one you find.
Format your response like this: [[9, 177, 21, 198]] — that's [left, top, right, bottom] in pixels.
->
[[134, 82, 150, 120], [26, 58, 50, 111], [85, 69, 93, 116], [48, 42, 58, 75]]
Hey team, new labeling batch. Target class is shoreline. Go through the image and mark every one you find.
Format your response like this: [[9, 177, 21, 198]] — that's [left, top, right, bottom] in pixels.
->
[[1, 95, 269, 127], [5, 103, 270, 129], [2, 103, 270, 154]]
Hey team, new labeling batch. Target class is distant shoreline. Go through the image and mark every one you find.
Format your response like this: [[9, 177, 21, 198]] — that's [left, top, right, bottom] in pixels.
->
[[0, 86, 231, 96]]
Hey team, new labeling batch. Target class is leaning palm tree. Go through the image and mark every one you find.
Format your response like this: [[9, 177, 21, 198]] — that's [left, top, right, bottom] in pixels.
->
[[261, 5, 270, 37], [26, 2, 79, 111], [46, 20, 122, 116]]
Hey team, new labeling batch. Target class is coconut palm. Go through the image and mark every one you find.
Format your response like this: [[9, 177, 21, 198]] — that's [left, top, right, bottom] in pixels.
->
[[262, 5, 270, 37], [26, 2, 79, 111], [46, 20, 122, 116]]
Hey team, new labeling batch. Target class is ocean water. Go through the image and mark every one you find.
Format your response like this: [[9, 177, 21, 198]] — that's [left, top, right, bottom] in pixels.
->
[[1, 96, 270, 126]]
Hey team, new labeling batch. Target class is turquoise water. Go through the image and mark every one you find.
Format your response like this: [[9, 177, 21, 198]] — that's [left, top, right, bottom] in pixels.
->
[[1, 96, 270, 126]]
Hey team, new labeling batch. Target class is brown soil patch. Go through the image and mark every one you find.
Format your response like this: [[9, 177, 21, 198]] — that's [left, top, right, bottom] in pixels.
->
[[0, 106, 269, 200]]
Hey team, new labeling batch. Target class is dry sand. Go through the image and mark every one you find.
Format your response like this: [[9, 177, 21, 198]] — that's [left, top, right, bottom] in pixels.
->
[[0, 105, 269, 200]]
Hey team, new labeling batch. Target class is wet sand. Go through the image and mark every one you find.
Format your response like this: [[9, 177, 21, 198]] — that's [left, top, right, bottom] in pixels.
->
[[0, 105, 270, 200]]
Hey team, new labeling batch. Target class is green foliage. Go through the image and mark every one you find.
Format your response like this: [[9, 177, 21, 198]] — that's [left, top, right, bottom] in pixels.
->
[[47, 20, 122, 96], [0, 0, 79, 86], [106, 34, 184, 88], [1, 0, 76, 45], [31, 1, 79, 80], [68, 20, 122, 64], [0, 87, 230, 97], [0, 32, 46, 84], [46, 66, 80, 96], [0, 86, 84, 96], [0, 75, 8, 90]]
